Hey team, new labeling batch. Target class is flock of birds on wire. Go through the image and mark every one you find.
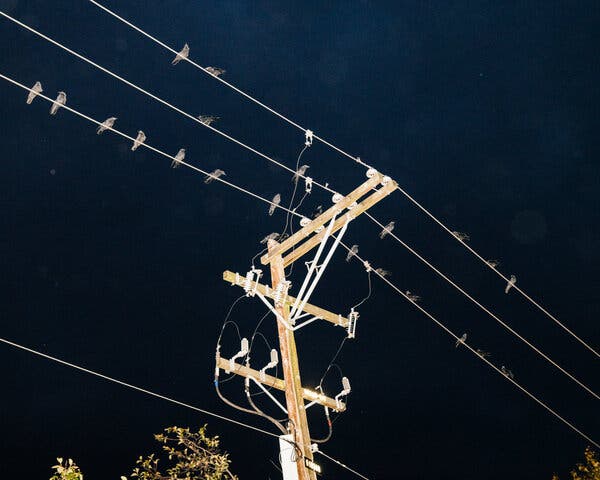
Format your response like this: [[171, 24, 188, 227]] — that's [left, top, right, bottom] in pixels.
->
[[3, 3, 598, 462]]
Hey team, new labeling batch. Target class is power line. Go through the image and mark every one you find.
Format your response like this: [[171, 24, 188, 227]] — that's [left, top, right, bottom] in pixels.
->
[[9, 8, 590, 383], [389, 187, 600, 359], [83, 0, 599, 359], [0, 10, 336, 196], [5, 67, 597, 447], [0, 335, 280, 439], [364, 212, 599, 400], [4, 67, 597, 450], [0, 71, 301, 220], [1, 332, 371, 480], [339, 241, 599, 449], [314, 449, 371, 480]]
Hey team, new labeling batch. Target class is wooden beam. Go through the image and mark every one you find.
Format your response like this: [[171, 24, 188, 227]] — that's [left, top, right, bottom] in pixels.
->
[[282, 180, 398, 267], [216, 356, 345, 412], [260, 173, 384, 265], [223, 270, 349, 328]]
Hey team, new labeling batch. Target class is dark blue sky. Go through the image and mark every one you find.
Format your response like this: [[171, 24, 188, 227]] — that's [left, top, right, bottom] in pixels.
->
[[0, 1, 598, 479]]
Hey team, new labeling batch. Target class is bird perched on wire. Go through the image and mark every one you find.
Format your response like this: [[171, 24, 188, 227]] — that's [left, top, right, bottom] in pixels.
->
[[205, 66, 226, 77], [26, 81, 43, 104], [172, 43, 189, 65], [97, 117, 117, 135], [171, 148, 186, 168], [204, 169, 226, 183], [379, 221, 395, 239], [49, 91, 66, 115]]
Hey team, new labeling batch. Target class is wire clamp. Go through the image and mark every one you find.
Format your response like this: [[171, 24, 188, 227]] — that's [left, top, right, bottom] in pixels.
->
[[305, 129, 314, 147], [363, 260, 372, 273], [305, 176, 313, 193]]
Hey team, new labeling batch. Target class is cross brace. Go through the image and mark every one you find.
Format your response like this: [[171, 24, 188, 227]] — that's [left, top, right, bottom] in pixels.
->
[[216, 355, 345, 412], [261, 172, 396, 266], [281, 180, 397, 267], [223, 270, 349, 328]]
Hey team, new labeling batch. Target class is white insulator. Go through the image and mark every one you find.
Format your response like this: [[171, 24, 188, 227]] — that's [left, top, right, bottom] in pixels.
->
[[332, 192, 343, 204], [243, 271, 253, 294], [381, 175, 392, 186], [305, 176, 313, 193], [300, 217, 311, 227], [315, 225, 324, 233], [348, 201, 358, 210], [366, 167, 378, 178]]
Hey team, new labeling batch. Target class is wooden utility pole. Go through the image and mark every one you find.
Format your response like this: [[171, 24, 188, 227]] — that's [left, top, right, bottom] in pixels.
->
[[269, 240, 317, 480], [216, 172, 397, 478]]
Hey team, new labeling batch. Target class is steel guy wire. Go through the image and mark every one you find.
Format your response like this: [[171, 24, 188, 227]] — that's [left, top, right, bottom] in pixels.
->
[[338, 240, 599, 449], [365, 212, 599, 400], [0, 10, 336, 196], [0, 72, 303, 221], [83, 0, 600, 358], [0, 335, 280, 439]]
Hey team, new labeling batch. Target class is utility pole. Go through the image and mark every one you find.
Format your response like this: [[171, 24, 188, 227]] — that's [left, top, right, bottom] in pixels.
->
[[216, 169, 397, 479], [269, 241, 316, 480]]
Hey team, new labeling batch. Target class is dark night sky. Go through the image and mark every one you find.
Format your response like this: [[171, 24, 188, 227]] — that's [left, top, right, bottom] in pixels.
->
[[1, 1, 598, 479]]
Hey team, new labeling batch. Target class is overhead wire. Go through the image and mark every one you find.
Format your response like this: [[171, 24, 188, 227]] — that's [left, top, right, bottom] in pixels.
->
[[3, 10, 597, 469], [9, 1, 592, 370], [0, 10, 337, 196], [387, 187, 600, 359], [3, 68, 597, 451], [364, 212, 599, 400], [338, 240, 599, 449], [315, 448, 372, 480], [83, 0, 600, 359], [0, 72, 303, 221], [13, 4, 595, 371], [0, 335, 280, 439], [2, 69, 596, 480]]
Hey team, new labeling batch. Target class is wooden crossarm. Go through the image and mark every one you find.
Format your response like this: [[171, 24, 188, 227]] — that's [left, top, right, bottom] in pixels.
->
[[260, 173, 384, 265], [223, 270, 349, 328], [216, 356, 345, 412], [282, 180, 398, 267]]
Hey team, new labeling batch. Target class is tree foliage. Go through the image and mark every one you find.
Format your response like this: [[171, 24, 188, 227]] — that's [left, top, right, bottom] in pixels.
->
[[553, 447, 600, 480], [50, 458, 83, 480], [49, 425, 236, 480], [131, 426, 236, 480]]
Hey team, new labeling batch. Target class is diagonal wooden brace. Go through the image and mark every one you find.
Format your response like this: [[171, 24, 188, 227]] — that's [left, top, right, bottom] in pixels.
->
[[260, 173, 385, 265], [216, 356, 345, 412], [281, 180, 398, 267], [223, 270, 349, 328]]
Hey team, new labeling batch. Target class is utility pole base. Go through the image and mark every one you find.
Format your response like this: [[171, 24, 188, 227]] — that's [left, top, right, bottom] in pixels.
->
[[279, 434, 300, 480]]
